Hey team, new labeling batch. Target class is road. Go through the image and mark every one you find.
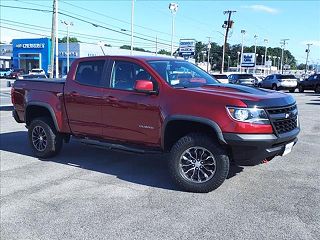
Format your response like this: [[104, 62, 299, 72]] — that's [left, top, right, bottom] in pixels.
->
[[1, 92, 319, 240], [0, 78, 13, 107]]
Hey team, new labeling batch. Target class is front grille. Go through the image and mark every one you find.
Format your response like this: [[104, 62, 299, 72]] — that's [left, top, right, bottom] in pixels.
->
[[267, 104, 298, 135]]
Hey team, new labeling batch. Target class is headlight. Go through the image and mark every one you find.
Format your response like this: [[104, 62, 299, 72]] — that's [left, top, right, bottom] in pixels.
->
[[227, 107, 270, 124]]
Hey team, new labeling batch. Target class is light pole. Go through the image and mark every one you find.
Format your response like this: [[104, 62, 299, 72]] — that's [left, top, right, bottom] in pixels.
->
[[277, 56, 280, 72], [261, 55, 264, 65], [60, 20, 73, 74], [131, 0, 134, 55], [264, 39, 268, 75], [207, 37, 211, 72], [272, 56, 277, 72], [305, 43, 312, 74], [254, 35, 258, 73], [237, 51, 240, 72], [280, 39, 289, 74], [227, 55, 230, 71], [169, 3, 178, 56], [240, 30, 246, 73]]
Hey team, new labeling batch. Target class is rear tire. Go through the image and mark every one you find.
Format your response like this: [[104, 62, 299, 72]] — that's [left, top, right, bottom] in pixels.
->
[[168, 133, 229, 193], [298, 85, 304, 93], [289, 89, 295, 93], [315, 85, 320, 93], [272, 84, 278, 91], [28, 117, 63, 158]]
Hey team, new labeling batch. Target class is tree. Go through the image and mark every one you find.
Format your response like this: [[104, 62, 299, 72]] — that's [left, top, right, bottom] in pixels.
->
[[120, 45, 150, 52], [157, 49, 171, 55], [58, 37, 80, 43]]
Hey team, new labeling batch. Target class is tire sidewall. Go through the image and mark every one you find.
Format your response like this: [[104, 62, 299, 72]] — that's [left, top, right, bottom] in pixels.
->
[[169, 134, 229, 192], [28, 118, 62, 158]]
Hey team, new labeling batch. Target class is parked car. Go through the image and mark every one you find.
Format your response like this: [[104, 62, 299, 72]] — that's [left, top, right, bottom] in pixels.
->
[[18, 74, 48, 80], [0, 68, 12, 78], [259, 74, 297, 92], [211, 74, 229, 84], [9, 69, 25, 79], [228, 74, 256, 87], [11, 56, 300, 193], [298, 74, 320, 93], [29, 68, 45, 75]]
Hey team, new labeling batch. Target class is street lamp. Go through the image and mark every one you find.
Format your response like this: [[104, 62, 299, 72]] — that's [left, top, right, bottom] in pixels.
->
[[261, 54, 264, 65], [60, 20, 73, 74], [254, 35, 258, 73], [237, 51, 240, 72], [169, 3, 178, 56], [240, 30, 246, 73], [277, 56, 280, 72], [264, 39, 268, 67]]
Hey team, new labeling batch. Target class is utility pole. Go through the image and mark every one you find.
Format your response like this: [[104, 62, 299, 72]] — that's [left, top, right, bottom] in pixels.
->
[[131, 0, 134, 55], [240, 30, 245, 73], [54, 0, 59, 78], [49, 0, 56, 78], [221, 10, 236, 73], [280, 39, 289, 74], [254, 35, 258, 73], [305, 43, 312, 74], [155, 36, 158, 55], [207, 37, 211, 72]]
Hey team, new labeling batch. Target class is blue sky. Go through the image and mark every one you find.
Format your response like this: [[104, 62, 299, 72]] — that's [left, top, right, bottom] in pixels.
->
[[1, 0, 320, 64]]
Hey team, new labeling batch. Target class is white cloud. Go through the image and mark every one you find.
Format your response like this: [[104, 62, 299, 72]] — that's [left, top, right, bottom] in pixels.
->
[[242, 5, 279, 14], [302, 40, 320, 47]]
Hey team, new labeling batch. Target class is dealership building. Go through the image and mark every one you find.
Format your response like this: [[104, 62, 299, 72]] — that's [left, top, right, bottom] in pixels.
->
[[10, 37, 160, 76]]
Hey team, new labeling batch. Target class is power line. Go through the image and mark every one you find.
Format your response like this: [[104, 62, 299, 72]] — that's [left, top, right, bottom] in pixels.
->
[[0, 4, 178, 48]]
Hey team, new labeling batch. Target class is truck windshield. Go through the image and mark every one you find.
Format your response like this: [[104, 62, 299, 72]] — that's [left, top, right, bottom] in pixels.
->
[[148, 60, 218, 88]]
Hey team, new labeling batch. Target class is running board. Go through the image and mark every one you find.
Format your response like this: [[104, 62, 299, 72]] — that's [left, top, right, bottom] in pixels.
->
[[79, 138, 161, 154]]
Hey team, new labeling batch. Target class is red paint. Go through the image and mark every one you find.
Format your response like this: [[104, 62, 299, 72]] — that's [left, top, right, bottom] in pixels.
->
[[12, 55, 290, 149]]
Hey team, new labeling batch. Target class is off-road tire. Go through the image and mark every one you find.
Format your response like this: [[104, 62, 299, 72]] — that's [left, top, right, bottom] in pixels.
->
[[168, 133, 229, 193], [298, 85, 304, 93], [28, 117, 63, 158]]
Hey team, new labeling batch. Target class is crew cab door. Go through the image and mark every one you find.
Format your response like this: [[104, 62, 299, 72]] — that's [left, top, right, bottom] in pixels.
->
[[101, 59, 161, 147], [64, 59, 108, 137]]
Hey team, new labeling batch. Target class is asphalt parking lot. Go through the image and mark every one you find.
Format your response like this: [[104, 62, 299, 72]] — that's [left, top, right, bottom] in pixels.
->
[[1, 91, 319, 240]]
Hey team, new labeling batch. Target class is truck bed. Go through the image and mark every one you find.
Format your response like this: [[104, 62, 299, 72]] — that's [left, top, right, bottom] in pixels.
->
[[12, 78, 70, 133]]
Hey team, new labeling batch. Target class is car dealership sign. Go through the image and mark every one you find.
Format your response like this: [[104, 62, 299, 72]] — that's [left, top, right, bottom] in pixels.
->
[[179, 39, 196, 56], [15, 43, 45, 49], [241, 53, 255, 67]]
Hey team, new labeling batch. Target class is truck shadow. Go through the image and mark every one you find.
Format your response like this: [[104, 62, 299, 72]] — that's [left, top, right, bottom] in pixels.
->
[[0, 131, 243, 191]]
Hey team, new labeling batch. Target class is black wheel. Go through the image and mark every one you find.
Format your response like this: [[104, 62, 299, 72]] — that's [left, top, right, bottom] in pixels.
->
[[168, 133, 229, 193], [28, 117, 63, 158], [315, 85, 320, 93], [298, 85, 304, 93], [258, 83, 262, 88], [289, 89, 295, 93], [272, 84, 278, 91]]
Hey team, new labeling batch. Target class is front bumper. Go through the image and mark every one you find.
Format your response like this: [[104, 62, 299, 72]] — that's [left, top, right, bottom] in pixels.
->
[[223, 128, 300, 165]]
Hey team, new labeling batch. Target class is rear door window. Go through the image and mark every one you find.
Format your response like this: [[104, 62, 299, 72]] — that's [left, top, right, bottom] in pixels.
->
[[75, 60, 106, 87]]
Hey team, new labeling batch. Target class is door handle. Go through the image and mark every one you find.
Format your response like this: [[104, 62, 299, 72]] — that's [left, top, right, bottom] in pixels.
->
[[108, 96, 118, 102], [70, 91, 80, 97]]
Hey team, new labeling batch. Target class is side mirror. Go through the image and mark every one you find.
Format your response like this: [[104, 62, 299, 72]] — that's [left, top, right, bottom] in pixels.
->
[[134, 80, 156, 94]]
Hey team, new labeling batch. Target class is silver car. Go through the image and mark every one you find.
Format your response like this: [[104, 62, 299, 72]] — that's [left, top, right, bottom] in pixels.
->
[[259, 74, 297, 92]]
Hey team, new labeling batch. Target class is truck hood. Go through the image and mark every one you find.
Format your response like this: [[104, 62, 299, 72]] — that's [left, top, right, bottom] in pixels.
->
[[182, 84, 296, 108]]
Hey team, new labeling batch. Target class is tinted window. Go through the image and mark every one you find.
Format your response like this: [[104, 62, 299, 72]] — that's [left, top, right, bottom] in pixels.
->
[[280, 75, 296, 79], [238, 74, 254, 79], [110, 61, 154, 90], [75, 60, 105, 86], [212, 75, 228, 79]]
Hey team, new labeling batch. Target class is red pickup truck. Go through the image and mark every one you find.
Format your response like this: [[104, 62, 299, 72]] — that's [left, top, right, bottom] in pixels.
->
[[11, 56, 300, 192]]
